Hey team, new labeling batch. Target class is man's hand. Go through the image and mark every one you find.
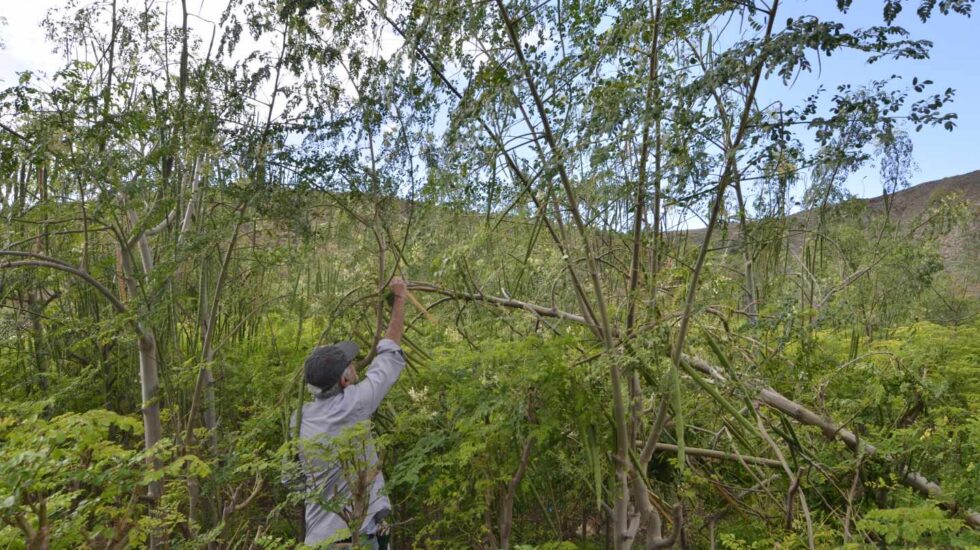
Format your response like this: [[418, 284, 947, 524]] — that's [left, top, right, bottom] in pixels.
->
[[388, 277, 407, 300]]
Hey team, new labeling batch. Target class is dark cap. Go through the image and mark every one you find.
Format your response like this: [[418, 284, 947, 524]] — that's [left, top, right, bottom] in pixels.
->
[[304, 341, 360, 390]]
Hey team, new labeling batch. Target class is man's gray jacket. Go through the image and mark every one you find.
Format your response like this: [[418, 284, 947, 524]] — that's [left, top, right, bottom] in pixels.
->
[[294, 338, 406, 545]]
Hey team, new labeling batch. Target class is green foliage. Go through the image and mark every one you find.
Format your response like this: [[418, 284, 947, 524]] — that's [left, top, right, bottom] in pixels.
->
[[384, 336, 600, 547], [513, 542, 582, 550], [0, 404, 148, 547], [856, 503, 971, 547]]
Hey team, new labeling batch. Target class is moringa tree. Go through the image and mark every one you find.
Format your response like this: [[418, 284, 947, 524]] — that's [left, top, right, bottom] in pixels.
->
[[285, 0, 970, 546]]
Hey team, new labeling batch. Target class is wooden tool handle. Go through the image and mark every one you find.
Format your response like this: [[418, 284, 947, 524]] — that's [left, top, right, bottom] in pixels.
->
[[404, 288, 437, 324]]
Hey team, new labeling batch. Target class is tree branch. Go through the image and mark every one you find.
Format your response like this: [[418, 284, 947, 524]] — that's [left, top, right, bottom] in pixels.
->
[[0, 252, 127, 315]]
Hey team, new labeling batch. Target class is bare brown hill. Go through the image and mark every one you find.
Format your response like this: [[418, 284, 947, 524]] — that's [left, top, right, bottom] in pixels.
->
[[865, 169, 980, 220]]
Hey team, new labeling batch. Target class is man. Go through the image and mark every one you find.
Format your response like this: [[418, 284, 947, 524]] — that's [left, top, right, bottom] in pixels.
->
[[295, 277, 407, 548]]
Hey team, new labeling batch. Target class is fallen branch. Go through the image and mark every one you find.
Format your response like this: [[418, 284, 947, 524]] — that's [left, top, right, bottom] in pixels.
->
[[696, 371, 980, 529], [407, 281, 599, 329], [651, 443, 782, 468]]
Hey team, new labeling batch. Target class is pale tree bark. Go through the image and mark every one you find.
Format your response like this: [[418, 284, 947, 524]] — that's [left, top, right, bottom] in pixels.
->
[[117, 236, 164, 503]]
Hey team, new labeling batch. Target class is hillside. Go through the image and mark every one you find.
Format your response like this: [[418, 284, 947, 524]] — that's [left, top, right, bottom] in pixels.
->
[[865, 169, 980, 219], [830, 170, 980, 295], [872, 171, 980, 295], [683, 171, 980, 294]]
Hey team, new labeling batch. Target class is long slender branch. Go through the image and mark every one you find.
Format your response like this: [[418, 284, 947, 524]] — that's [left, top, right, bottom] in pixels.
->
[[651, 443, 782, 468], [0, 252, 127, 315], [627, 0, 663, 335], [406, 281, 596, 328], [186, 208, 246, 446], [640, 399, 671, 464], [755, 408, 815, 549]]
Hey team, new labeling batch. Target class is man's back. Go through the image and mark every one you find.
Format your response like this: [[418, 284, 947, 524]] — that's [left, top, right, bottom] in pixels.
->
[[297, 338, 406, 545]]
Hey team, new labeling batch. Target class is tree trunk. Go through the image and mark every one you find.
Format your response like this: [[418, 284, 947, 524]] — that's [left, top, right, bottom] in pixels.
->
[[733, 174, 759, 322], [137, 331, 164, 501], [499, 436, 534, 550], [118, 234, 165, 508]]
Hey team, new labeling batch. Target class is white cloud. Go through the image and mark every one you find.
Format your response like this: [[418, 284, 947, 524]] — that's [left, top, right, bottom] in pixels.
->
[[0, 0, 62, 85]]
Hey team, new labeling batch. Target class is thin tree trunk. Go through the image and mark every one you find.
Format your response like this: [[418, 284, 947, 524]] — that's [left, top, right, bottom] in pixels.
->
[[499, 436, 534, 550], [118, 242, 164, 503], [733, 174, 759, 322], [137, 330, 163, 501], [28, 291, 48, 396]]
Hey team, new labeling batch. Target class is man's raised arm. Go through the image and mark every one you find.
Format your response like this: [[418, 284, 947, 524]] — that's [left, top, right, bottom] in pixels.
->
[[345, 277, 408, 419]]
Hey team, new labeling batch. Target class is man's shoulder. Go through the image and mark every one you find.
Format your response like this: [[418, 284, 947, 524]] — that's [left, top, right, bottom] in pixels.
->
[[370, 339, 405, 367], [374, 338, 403, 354]]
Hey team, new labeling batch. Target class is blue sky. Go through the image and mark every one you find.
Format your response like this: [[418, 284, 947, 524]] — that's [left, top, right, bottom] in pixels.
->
[[753, 1, 980, 197], [1, 1, 977, 200]]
